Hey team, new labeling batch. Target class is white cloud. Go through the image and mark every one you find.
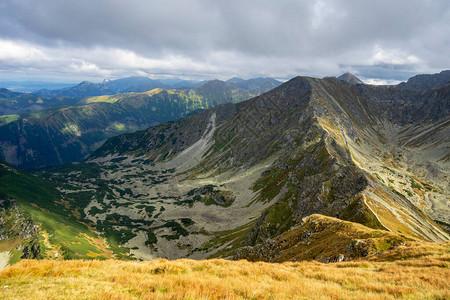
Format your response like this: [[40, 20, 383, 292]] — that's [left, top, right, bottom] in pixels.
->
[[0, 0, 448, 83], [371, 45, 421, 65], [364, 78, 401, 85], [0, 39, 47, 63]]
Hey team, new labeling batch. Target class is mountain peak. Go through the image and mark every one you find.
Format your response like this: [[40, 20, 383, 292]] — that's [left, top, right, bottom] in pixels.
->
[[198, 79, 230, 88], [0, 88, 22, 98], [338, 73, 364, 85], [226, 77, 245, 84], [78, 80, 95, 86]]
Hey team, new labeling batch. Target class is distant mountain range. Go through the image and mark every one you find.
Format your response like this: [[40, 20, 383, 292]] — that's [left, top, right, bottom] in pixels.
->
[[0, 80, 263, 169], [0, 88, 22, 98], [32, 76, 282, 98], [0, 76, 281, 117]]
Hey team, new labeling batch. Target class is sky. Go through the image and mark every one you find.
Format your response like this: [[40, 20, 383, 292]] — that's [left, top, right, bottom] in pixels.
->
[[0, 0, 449, 85]]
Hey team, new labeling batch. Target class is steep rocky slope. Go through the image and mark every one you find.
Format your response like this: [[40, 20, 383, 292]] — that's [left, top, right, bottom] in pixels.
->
[[37, 75, 448, 261], [397, 70, 450, 90]]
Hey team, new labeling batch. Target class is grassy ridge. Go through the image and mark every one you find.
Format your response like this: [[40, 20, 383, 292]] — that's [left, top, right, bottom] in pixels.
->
[[236, 214, 409, 263], [0, 241, 448, 299]]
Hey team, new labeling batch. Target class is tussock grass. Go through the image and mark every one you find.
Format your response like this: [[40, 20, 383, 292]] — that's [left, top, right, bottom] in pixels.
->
[[1, 242, 449, 299]]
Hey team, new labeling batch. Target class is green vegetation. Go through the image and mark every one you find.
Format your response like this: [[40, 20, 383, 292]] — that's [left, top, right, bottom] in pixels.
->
[[158, 221, 188, 240], [374, 173, 385, 183], [253, 168, 288, 202], [410, 178, 422, 189], [265, 201, 294, 232], [145, 231, 158, 246], [183, 185, 235, 207], [198, 221, 256, 258], [0, 161, 113, 260], [403, 189, 414, 197], [0, 114, 20, 126]]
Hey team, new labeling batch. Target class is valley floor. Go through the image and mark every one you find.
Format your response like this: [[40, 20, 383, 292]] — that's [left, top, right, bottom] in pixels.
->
[[0, 242, 448, 299]]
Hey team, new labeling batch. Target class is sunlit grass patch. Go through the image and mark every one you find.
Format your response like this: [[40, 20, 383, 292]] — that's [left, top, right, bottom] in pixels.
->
[[1, 242, 449, 299]]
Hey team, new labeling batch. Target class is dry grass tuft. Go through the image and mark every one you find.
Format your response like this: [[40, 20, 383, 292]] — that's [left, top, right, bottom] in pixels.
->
[[1, 242, 449, 299]]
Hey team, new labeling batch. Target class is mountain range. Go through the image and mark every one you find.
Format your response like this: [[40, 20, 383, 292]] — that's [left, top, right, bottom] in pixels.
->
[[0, 79, 281, 169], [32, 76, 282, 98], [0, 70, 448, 268]]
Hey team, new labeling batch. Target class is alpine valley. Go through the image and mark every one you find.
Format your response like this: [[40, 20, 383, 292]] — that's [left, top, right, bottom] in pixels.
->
[[0, 71, 449, 275]]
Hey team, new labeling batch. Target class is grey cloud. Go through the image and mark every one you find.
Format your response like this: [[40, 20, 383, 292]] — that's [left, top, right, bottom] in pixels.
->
[[0, 0, 449, 82]]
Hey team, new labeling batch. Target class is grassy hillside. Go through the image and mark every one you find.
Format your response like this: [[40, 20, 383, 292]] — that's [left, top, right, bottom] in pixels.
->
[[0, 93, 82, 116], [235, 214, 409, 263], [0, 241, 448, 299], [0, 161, 115, 265]]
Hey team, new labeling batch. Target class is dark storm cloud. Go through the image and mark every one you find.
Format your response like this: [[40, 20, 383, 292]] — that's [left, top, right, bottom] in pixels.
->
[[0, 0, 449, 82]]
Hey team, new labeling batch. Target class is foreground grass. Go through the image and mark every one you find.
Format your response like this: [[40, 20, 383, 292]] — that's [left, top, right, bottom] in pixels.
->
[[0, 242, 449, 299]]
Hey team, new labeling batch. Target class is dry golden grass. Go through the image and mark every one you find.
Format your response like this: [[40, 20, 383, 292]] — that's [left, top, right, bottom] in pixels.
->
[[0, 241, 449, 300]]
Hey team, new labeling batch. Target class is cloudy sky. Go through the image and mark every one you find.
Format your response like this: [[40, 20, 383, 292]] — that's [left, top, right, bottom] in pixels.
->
[[0, 0, 449, 84]]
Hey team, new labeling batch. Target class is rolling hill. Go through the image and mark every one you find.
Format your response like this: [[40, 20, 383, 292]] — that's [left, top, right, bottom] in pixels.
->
[[0, 90, 82, 116]]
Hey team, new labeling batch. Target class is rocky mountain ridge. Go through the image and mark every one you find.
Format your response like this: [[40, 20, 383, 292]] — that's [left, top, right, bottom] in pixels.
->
[[0, 71, 448, 265], [397, 70, 450, 90]]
